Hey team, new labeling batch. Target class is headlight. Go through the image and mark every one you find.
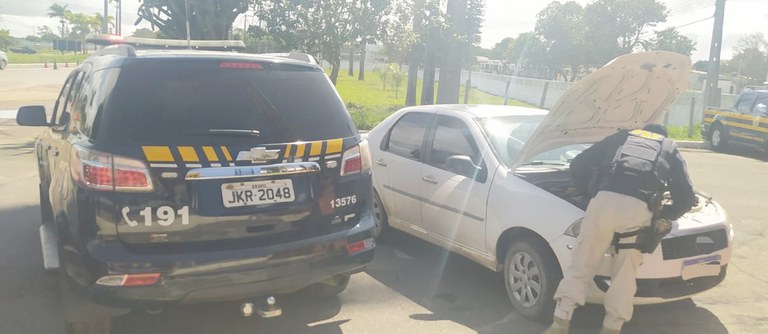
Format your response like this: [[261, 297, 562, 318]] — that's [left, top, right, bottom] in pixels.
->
[[564, 218, 582, 237]]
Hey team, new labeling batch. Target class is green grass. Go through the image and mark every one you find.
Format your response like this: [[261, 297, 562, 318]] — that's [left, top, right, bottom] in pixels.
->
[[6, 52, 88, 64], [332, 70, 533, 130], [667, 124, 703, 141]]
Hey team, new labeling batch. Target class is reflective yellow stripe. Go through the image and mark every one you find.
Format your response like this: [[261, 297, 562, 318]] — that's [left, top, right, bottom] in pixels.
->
[[142, 146, 174, 162], [220, 146, 233, 161], [202, 146, 218, 161], [310, 141, 323, 156], [295, 143, 306, 157], [722, 120, 768, 133], [326, 139, 343, 154], [284, 144, 293, 158], [703, 118, 715, 123], [177, 146, 200, 162]]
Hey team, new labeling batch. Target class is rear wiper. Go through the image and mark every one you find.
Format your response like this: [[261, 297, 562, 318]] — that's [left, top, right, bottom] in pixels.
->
[[521, 161, 567, 166], [207, 129, 261, 137]]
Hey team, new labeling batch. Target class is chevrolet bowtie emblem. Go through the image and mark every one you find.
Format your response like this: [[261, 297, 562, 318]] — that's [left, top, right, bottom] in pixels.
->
[[236, 147, 281, 163]]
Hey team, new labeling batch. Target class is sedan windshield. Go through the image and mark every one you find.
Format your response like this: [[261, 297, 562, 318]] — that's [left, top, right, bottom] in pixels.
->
[[478, 115, 591, 167]]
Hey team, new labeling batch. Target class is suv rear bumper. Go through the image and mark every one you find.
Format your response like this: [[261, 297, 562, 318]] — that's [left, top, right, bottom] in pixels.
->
[[64, 214, 375, 309]]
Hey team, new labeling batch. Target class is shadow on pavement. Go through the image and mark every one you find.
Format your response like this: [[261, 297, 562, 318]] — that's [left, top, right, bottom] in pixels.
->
[[113, 293, 346, 334], [368, 230, 728, 334]]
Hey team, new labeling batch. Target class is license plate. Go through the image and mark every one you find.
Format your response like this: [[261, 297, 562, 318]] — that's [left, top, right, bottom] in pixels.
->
[[681, 254, 722, 280], [221, 179, 295, 208]]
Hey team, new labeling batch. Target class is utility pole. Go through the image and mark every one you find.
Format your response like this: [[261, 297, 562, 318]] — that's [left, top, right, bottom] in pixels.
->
[[103, 0, 109, 34], [703, 0, 726, 109]]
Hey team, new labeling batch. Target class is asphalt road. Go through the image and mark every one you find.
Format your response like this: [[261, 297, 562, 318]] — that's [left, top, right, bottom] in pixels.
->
[[1, 68, 767, 334]]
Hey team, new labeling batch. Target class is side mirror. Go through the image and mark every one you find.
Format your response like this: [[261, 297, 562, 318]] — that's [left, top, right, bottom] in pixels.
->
[[446, 155, 482, 178], [16, 106, 47, 126]]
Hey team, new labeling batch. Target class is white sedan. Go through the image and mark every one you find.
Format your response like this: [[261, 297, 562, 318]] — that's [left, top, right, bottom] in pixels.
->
[[366, 51, 733, 320]]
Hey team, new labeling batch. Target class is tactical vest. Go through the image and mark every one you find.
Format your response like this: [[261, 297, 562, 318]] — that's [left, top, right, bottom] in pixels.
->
[[604, 129, 673, 200]]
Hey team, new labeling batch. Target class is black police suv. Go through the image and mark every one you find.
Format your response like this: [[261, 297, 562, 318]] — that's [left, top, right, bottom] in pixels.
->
[[17, 44, 374, 334]]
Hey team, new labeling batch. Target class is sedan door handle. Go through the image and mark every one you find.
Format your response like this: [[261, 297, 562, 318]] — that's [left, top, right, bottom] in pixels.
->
[[422, 176, 438, 184], [375, 159, 387, 167]]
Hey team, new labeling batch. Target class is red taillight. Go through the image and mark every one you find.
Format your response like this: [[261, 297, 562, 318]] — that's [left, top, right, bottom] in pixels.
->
[[219, 62, 263, 69], [71, 146, 153, 192], [346, 238, 375, 255], [340, 141, 371, 176], [95, 273, 161, 287]]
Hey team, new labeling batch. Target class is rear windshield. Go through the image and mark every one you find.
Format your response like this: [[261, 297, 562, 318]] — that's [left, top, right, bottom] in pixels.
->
[[104, 58, 356, 145]]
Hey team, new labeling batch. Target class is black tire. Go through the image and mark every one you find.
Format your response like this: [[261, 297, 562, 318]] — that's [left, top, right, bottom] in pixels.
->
[[710, 123, 728, 151], [372, 190, 389, 240], [503, 239, 562, 322], [309, 274, 351, 298], [59, 268, 116, 334]]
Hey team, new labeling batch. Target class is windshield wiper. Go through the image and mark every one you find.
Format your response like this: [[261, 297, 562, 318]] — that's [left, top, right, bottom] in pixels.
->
[[521, 161, 567, 166], [206, 129, 261, 137]]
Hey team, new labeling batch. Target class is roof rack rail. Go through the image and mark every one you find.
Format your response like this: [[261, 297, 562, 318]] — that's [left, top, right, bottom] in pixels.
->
[[86, 34, 246, 52], [92, 44, 136, 58]]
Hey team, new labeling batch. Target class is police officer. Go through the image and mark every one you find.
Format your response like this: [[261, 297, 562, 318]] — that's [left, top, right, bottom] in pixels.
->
[[543, 124, 695, 334]]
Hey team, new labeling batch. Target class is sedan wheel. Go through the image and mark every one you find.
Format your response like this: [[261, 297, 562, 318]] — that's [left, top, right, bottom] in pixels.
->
[[372, 191, 388, 239], [504, 239, 562, 322]]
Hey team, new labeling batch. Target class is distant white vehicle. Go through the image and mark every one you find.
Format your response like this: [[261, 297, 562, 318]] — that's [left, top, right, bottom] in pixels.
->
[[366, 52, 733, 320], [0, 51, 8, 70]]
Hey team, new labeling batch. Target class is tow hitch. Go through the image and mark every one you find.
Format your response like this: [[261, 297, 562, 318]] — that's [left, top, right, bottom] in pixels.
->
[[241, 296, 282, 318]]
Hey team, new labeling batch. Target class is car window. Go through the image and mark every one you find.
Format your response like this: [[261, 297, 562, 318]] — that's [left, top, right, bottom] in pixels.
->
[[427, 116, 481, 169], [105, 59, 356, 145], [735, 93, 756, 114], [72, 68, 119, 139], [385, 112, 432, 160], [752, 95, 768, 115], [51, 74, 77, 125], [54, 71, 85, 128]]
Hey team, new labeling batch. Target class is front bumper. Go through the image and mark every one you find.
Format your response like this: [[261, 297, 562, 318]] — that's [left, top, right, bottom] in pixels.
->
[[64, 214, 375, 309]]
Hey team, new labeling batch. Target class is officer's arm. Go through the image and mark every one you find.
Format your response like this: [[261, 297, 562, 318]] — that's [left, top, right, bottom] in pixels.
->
[[570, 141, 602, 193], [662, 148, 696, 220]]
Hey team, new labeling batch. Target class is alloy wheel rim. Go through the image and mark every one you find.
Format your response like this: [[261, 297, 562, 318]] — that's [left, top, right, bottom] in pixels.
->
[[508, 251, 542, 308], [712, 129, 721, 146]]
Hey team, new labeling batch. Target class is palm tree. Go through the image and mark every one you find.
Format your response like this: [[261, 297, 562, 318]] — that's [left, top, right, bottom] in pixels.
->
[[48, 3, 71, 38]]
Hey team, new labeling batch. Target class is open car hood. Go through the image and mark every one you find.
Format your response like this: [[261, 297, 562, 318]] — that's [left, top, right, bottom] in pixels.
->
[[512, 51, 691, 168]]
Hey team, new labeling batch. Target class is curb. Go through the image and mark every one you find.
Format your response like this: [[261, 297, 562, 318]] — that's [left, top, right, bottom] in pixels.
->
[[676, 141, 707, 149]]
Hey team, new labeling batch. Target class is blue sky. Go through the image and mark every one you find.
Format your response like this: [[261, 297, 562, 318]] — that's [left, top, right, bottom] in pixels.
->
[[1, 0, 766, 61]]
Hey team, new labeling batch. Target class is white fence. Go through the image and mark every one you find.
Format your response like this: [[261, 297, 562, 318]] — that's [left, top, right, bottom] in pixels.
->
[[329, 61, 737, 128]]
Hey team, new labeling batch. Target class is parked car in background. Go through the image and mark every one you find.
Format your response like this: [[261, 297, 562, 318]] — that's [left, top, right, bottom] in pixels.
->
[[10, 46, 37, 54], [703, 89, 768, 153], [367, 52, 733, 321], [0, 51, 8, 70]]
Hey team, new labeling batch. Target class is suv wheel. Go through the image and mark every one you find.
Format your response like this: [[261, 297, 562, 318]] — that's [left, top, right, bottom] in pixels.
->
[[309, 274, 351, 297], [503, 239, 562, 322], [372, 191, 388, 239], [710, 124, 728, 151]]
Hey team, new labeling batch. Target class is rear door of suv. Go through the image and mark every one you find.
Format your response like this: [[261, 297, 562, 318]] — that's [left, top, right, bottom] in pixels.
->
[[93, 57, 369, 250]]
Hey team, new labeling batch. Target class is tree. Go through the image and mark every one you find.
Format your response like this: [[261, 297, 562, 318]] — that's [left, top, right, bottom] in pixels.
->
[[136, 0, 249, 40], [0, 29, 16, 51], [534, 1, 587, 81], [649, 27, 696, 56], [693, 60, 709, 72], [491, 37, 514, 60], [48, 3, 71, 38], [132, 28, 158, 38], [350, 0, 390, 81], [380, 0, 417, 66], [583, 0, 668, 66], [258, 0, 356, 85], [36, 26, 59, 42], [723, 33, 768, 84], [437, 0, 485, 103]]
